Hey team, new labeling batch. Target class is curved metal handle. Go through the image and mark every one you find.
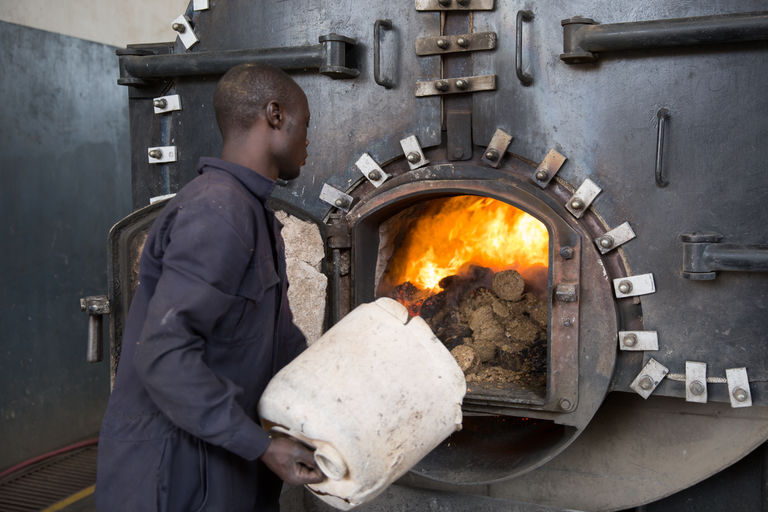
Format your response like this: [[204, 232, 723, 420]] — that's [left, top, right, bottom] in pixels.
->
[[655, 108, 670, 187], [516, 10, 534, 86], [374, 19, 394, 89]]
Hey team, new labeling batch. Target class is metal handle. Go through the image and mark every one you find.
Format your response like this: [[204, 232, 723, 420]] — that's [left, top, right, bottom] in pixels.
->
[[516, 10, 534, 86], [374, 19, 394, 88], [80, 295, 111, 363], [681, 233, 768, 280], [655, 108, 670, 187]]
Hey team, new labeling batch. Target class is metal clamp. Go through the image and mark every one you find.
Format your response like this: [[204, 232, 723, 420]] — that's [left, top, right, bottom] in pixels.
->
[[415, 32, 497, 56], [630, 358, 668, 399], [374, 20, 394, 89], [355, 153, 389, 187], [726, 367, 752, 408], [153, 94, 182, 114], [480, 129, 513, 168], [594, 222, 636, 254], [613, 273, 656, 298], [80, 295, 111, 363], [685, 361, 707, 403], [147, 146, 177, 164], [681, 232, 768, 280], [415, 0, 495, 11], [400, 135, 430, 170], [618, 331, 658, 351], [415, 75, 496, 97], [532, 149, 566, 188], [565, 178, 601, 218], [320, 183, 354, 212], [516, 10, 534, 86], [171, 15, 198, 50]]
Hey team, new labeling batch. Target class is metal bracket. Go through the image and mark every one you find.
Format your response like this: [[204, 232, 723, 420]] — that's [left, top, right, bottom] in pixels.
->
[[532, 149, 566, 188], [565, 178, 601, 218], [681, 232, 768, 280], [415, 32, 497, 56], [726, 367, 752, 408], [171, 15, 198, 50], [193, 0, 209, 10], [152, 94, 182, 114], [618, 331, 658, 351], [80, 295, 111, 363], [613, 273, 656, 298], [400, 135, 430, 170], [415, 75, 496, 97], [355, 153, 389, 187], [320, 183, 354, 212], [480, 129, 512, 168], [147, 146, 177, 164], [415, 0, 495, 10], [685, 361, 707, 403], [630, 358, 668, 399], [554, 283, 578, 303], [594, 222, 636, 254]]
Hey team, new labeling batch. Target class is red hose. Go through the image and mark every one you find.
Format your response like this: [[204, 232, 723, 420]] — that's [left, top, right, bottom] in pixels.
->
[[0, 437, 98, 480]]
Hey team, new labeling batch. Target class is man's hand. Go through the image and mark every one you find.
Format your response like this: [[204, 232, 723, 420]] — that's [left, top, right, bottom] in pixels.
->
[[261, 435, 326, 486]]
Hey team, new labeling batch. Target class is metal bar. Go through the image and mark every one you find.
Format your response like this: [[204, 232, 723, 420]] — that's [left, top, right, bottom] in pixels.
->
[[374, 19, 394, 88], [331, 248, 341, 326], [655, 108, 670, 187], [516, 10, 534, 86], [561, 12, 768, 63]]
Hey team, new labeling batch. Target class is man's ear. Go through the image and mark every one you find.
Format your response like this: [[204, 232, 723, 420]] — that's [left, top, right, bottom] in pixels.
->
[[265, 100, 282, 129]]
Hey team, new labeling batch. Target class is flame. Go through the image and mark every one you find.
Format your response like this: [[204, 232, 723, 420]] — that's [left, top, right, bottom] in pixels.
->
[[384, 195, 549, 294]]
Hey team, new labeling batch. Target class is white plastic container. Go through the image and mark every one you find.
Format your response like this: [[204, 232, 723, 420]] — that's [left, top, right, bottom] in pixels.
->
[[258, 297, 466, 510]]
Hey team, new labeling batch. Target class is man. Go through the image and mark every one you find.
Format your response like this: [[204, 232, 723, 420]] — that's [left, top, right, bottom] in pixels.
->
[[96, 63, 324, 511]]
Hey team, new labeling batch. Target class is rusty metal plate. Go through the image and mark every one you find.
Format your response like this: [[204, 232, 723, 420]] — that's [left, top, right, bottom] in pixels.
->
[[531, 149, 567, 189], [415, 32, 497, 56], [415, 75, 496, 97], [415, 0, 495, 10], [480, 128, 513, 168]]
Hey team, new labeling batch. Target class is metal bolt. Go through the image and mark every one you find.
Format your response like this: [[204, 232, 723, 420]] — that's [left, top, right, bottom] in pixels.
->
[[535, 169, 549, 181], [171, 22, 186, 33], [367, 170, 382, 181], [457, 0, 470, 5], [733, 387, 749, 402], [334, 198, 349, 208], [455, 79, 469, 90], [559, 398, 572, 411], [484, 148, 499, 161], [599, 235, 614, 249], [407, 152, 421, 164], [623, 333, 638, 348], [617, 280, 633, 295], [148, 149, 163, 159], [639, 375, 654, 391], [562, 318, 573, 327], [689, 380, 705, 396], [560, 246, 574, 260], [435, 80, 450, 91], [570, 197, 585, 210], [456, 37, 469, 48], [436, 38, 450, 50], [153, 98, 167, 109], [438, 0, 451, 6]]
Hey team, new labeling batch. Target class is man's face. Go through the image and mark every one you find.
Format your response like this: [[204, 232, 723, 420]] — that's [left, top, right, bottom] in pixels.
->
[[276, 92, 310, 181]]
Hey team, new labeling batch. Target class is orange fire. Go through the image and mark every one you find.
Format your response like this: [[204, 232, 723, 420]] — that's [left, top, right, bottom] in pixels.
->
[[383, 195, 549, 295]]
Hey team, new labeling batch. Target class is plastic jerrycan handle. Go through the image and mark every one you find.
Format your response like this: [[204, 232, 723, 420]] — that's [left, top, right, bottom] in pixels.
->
[[270, 425, 348, 481]]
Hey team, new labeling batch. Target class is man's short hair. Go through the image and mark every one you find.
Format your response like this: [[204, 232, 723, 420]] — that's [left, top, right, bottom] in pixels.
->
[[213, 63, 303, 139]]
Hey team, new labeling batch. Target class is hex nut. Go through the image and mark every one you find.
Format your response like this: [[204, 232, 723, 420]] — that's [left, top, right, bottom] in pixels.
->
[[559, 398, 573, 411], [407, 152, 421, 164], [484, 148, 499, 161], [639, 375, 654, 391], [689, 380, 705, 396], [153, 98, 168, 109], [618, 280, 633, 294], [733, 387, 749, 402], [599, 235, 614, 249], [623, 333, 638, 347], [171, 22, 186, 33], [560, 246, 574, 260], [570, 198, 585, 210], [535, 169, 549, 181]]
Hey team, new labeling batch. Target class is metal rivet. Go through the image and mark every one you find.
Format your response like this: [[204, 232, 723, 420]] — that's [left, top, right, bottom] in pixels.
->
[[407, 152, 421, 164], [153, 98, 167, 109], [435, 80, 450, 91], [456, 37, 469, 48], [457, 0, 470, 5], [570, 198, 585, 210], [689, 380, 705, 396], [438, 0, 451, 5], [484, 149, 499, 161], [148, 149, 163, 159], [733, 387, 749, 402], [639, 375, 654, 391], [599, 235, 614, 249], [334, 198, 349, 208], [455, 79, 469, 90], [623, 333, 638, 347], [436, 38, 450, 49], [559, 398, 572, 411], [171, 22, 186, 33], [563, 318, 573, 327], [560, 246, 574, 260], [535, 169, 549, 181], [367, 170, 382, 181], [618, 280, 633, 294]]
